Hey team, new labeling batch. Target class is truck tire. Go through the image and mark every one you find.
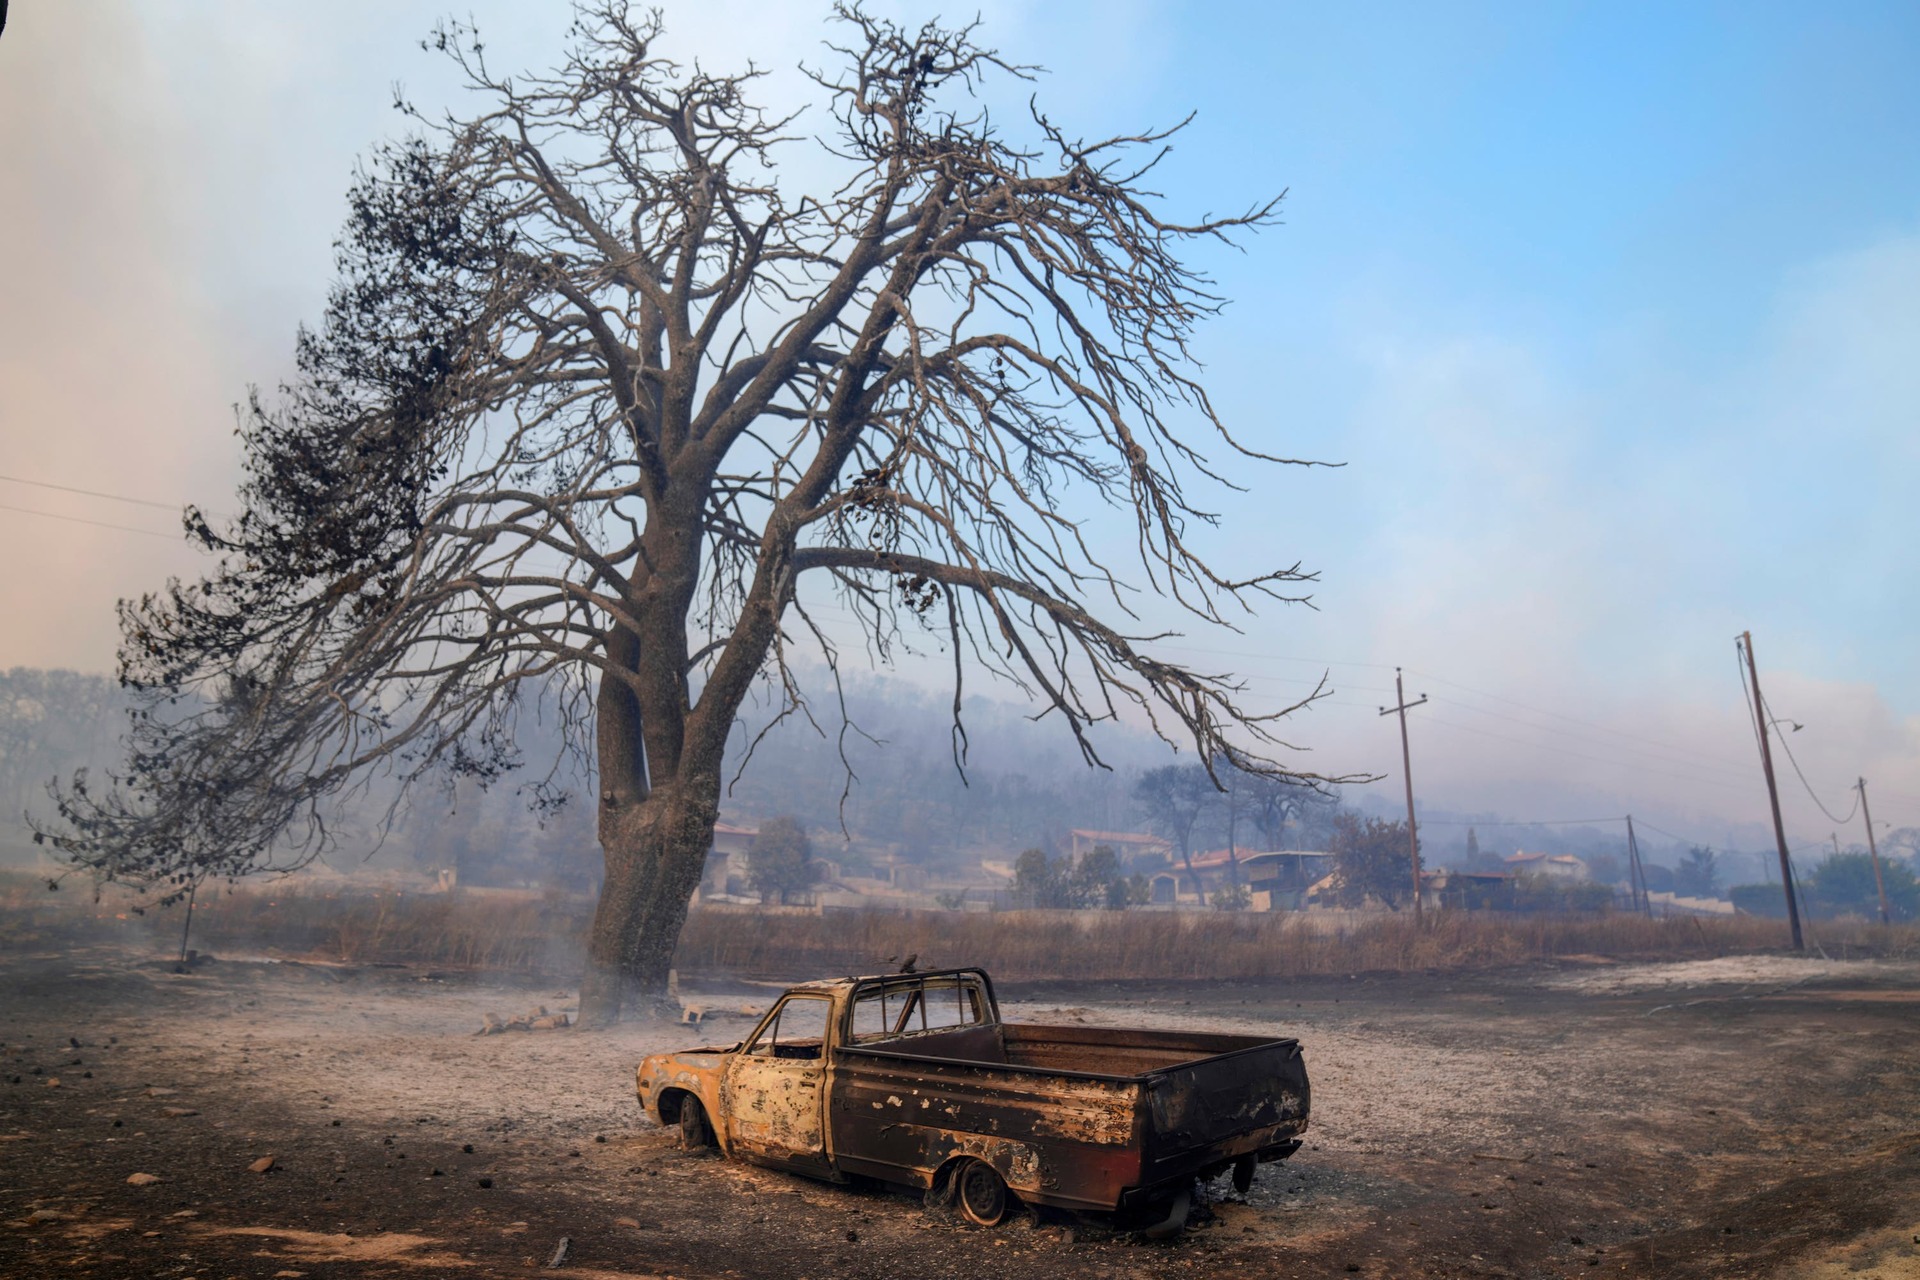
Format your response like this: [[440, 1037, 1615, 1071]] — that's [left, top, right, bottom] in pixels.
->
[[956, 1158, 1010, 1227], [678, 1096, 714, 1151], [1232, 1154, 1256, 1194]]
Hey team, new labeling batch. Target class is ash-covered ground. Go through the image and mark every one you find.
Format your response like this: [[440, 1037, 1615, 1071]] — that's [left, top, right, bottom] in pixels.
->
[[2, 944, 1918, 1279]]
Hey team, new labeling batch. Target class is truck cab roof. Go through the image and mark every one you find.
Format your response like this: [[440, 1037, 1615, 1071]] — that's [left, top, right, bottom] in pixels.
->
[[784, 967, 992, 997]]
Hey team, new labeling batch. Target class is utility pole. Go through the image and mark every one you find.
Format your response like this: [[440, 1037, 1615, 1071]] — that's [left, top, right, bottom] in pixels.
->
[[1380, 669, 1429, 922], [1739, 631, 1803, 949], [1625, 814, 1652, 917], [1858, 777, 1891, 926]]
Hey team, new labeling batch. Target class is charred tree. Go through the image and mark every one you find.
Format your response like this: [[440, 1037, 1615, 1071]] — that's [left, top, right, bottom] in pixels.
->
[[41, 4, 1333, 1021]]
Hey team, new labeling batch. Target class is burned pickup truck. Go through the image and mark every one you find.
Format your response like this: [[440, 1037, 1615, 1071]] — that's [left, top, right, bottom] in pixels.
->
[[634, 967, 1308, 1232]]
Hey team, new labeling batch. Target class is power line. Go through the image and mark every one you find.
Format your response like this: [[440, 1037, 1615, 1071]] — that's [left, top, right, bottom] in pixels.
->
[[1406, 665, 1759, 774], [1418, 817, 1624, 827], [1417, 711, 1758, 795], [1273, 697, 1756, 794], [1263, 678, 1796, 792], [0, 471, 237, 523], [1631, 818, 1722, 850], [1185, 656, 1792, 789], [0, 472, 189, 513], [1152, 642, 1398, 672], [1424, 694, 1759, 786], [0, 501, 181, 541], [1217, 671, 1397, 697], [1278, 689, 1846, 806], [1756, 690, 1861, 825]]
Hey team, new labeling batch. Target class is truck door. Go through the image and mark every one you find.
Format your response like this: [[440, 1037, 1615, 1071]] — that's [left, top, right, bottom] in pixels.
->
[[721, 994, 832, 1172]]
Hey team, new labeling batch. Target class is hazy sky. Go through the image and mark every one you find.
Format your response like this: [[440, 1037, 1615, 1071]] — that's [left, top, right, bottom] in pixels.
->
[[1, 2, 1915, 851]]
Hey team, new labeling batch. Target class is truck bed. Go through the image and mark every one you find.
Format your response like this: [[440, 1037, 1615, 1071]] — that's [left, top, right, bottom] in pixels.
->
[[862, 1021, 1283, 1077], [830, 1020, 1308, 1212]]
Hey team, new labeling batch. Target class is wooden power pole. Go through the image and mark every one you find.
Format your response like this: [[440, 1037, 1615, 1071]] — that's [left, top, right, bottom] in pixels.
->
[[1740, 631, 1803, 949], [1858, 777, 1891, 926], [1380, 669, 1429, 922], [1625, 814, 1652, 917]]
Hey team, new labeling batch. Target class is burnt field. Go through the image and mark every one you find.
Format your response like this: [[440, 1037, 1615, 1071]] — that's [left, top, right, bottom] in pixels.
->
[[2, 944, 1917, 1280]]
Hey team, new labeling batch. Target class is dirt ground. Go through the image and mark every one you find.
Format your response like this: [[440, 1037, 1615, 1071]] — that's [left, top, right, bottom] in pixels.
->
[[2, 945, 1918, 1280]]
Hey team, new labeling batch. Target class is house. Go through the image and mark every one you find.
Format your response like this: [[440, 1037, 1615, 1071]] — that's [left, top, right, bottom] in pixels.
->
[[1144, 846, 1241, 904], [695, 821, 761, 901], [1243, 851, 1336, 911], [1504, 851, 1590, 882], [1420, 869, 1515, 912], [1143, 847, 1332, 908]]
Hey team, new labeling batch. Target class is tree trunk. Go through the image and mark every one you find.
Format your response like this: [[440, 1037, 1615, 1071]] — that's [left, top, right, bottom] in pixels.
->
[[1180, 846, 1200, 902], [576, 779, 718, 1026]]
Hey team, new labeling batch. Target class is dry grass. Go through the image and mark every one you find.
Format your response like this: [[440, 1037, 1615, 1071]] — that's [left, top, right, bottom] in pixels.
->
[[675, 905, 1919, 981], [0, 874, 588, 972], [5, 871, 1914, 981]]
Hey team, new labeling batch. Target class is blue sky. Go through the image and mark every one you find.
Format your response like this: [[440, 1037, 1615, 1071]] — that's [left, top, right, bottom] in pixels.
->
[[1, 1, 1914, 844]]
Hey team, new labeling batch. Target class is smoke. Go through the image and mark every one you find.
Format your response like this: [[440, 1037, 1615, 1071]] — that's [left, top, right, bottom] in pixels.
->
[[3, 3, 1909, 854]]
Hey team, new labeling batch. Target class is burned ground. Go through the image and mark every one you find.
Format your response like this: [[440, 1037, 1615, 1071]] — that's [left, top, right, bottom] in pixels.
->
[[1, 946, 1917, 1279]]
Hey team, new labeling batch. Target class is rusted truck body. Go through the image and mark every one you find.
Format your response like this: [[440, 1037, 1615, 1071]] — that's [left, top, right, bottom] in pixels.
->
[[635, 968, 1309, 1227]]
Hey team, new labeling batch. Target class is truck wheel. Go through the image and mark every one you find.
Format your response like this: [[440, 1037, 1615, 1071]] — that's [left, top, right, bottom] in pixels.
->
[[678, 1097, 714, 1151], [1232, 1155, 1257, 1194], [956, 1158, 1010, 1227]]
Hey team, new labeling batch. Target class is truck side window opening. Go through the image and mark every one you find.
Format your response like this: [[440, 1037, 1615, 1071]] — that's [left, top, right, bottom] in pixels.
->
[[918, 980, 982, 1031], [849, 990, 891, 1043], [748, 996, 832, 1060], [846, 979, 986, 1043], [745, 1006, 783, 1056]]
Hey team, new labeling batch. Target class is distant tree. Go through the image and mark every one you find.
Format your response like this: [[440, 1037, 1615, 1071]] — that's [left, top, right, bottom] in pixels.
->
[[1674, 846, 1719, 898], [1885, 828, 1920, 874], [1456, 825, 1506, 874], [1012, 847, 1071, 909], [1070, 844, 1136, 910], [1233, 766, 1337, 852], [1134, 765, 1217, 897], [1585, 851, 1624, 886], [748, 817, 817, 906], [1, 669, 123, 828], [1328, 812, 1414, 910], [1805, 853, 1918, 921], [1013, 844, 1136, 909], [1640, 862, 1676, 894]]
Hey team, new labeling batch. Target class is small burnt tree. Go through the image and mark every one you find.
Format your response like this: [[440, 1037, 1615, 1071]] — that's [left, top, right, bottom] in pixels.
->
[[1133, 764, 1217, 899], [41, 4, 1329, 1021], [747, 817, 816, 905], [1329, 812, 1415, 910]]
